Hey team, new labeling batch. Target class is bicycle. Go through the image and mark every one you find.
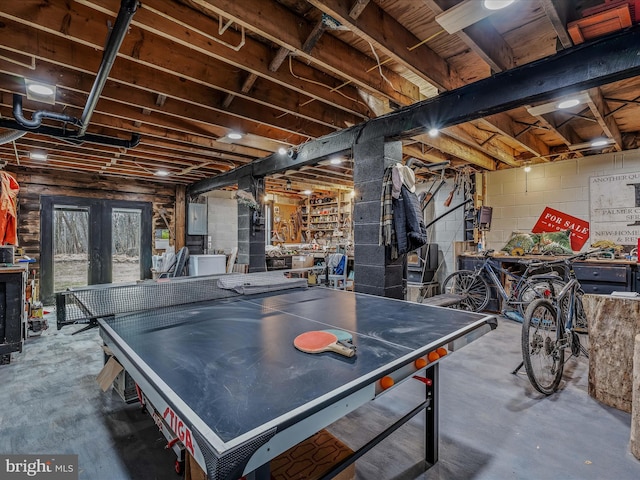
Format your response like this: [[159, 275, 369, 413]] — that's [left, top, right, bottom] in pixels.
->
[[441, 250, 565, 316], [520, 252, 593, 395]]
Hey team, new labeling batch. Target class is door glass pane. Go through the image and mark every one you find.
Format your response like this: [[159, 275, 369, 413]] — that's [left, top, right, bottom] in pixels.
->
[[112, 208, 141, 283], [53, 206, 89, 292]]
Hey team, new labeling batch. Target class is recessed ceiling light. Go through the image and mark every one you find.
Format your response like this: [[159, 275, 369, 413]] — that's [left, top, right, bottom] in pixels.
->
[[278, 147, 287, 155], [557, 99, 580, 109], [29, 152, 47, 161], [227, 132, 243, 140], [27, 84, 54, 96], [25, 79, 56, 104], [428, 128, 439, 137], [483, 0, 516, 10], [155, 170, 170, 176], [568, 138, 615, 150], [330, 158, 342, 165]]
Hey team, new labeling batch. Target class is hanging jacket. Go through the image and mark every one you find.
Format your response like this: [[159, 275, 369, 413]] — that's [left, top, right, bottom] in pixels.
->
[[393, 185, 427, 255], [0, 172, 19, 245]]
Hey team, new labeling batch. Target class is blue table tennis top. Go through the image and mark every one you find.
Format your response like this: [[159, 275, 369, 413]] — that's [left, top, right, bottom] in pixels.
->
[[99, 287, 494, 447]]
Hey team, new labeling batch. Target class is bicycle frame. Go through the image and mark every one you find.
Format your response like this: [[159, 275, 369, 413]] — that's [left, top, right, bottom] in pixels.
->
[[470, 254, 559, 313]]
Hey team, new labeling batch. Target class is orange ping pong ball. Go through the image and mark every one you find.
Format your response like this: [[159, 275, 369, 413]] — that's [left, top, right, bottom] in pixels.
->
[[380, 376, 394, 389], [414, 358, 427, 369], [427, 351, 440, 362], [436, 347, 448, 357]]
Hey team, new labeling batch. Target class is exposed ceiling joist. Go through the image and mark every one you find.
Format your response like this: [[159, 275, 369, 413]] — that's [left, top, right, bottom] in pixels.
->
[[188, 26, 640, 196]]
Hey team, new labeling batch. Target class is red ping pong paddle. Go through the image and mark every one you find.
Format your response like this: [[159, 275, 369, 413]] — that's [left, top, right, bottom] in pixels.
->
[[294, 331, 356, 358]]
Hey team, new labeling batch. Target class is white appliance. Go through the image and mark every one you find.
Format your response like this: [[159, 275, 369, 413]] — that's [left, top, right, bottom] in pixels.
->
[[189, 254, 227, 276]]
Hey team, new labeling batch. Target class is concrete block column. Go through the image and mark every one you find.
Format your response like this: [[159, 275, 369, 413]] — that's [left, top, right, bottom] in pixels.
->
[[237, 175, 266, 273], [352, 138, 404, 299]]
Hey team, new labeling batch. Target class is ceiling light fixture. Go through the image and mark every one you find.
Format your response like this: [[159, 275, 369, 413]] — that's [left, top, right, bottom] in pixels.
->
[[568, 138, 616, 151], [25, 79, 56, 105], [436, 0, 517, 34], [29, 152, 47, 161], [27, 84, 54, 96], [526, 92, 591, 116], [302, 190, 312, 195], [285, 179, 292, 191], [523, 164, 531, 173], [428, 128, 439, 137], [330, 157, 342, 165], [483, 0, 516, 10], [227, 132, 243, 140], [155, 169, 170, 176], [557, 98, 580, 109], [278, 147, 287, 155]]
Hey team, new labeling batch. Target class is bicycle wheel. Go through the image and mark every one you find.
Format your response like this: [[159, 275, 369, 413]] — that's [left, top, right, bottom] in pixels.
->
[[517, 277, 566, 316], [521, 298, 565, 395], [442, 270, 490, 312]]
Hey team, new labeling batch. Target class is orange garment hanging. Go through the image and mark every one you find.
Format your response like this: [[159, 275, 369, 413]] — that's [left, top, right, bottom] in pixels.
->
[[0, 172, 19, 245]]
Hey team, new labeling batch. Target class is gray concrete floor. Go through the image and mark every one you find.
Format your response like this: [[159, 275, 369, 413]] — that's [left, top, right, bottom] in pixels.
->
[[1, 312, 639, 479]]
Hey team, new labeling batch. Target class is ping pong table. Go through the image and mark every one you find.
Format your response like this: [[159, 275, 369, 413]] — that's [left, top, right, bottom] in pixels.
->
[[59, 273, 497, 480]]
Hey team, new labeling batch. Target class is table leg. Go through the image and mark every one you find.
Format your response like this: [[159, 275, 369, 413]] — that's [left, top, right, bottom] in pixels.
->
[[425, 362, 439, 464], [245, 462, 270, 480]]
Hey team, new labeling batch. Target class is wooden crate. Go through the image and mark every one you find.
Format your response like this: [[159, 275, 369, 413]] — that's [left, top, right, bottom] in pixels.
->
[[568, 4, 632, 44]]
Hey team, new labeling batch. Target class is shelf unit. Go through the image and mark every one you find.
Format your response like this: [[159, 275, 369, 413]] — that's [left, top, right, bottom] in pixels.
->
[[300, 192, 352, 245]]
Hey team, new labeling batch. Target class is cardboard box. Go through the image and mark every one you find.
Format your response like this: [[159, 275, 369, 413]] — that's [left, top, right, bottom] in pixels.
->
[[96, 353, 138, 403], [292, 255, 314, 269]]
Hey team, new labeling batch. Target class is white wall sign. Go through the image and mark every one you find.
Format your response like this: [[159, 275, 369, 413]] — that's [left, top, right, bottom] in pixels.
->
[[590, 172, 640, 246]]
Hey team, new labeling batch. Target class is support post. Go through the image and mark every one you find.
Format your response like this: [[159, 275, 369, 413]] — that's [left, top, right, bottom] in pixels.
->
[[352, 138, 404, 298]]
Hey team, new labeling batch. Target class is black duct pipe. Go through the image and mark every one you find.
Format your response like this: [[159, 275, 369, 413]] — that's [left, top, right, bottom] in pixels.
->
[[79, 0, 139, 136], [0, 119, 141, 149], [424, 198, 472, 230], [12, 0, 138, 135], [13, 94, 81, 129]]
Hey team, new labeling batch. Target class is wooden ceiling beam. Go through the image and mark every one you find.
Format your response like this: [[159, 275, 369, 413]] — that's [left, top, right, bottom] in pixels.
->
[[184, 0, 420, 104], [533, 112, 585, 154], [539, 0, 574, 49], [480, 113, 551, 158], [307, 0, 461, 91], [6, 135, 236, 172], [422, 0, 514, 73], [190, 27, 640, 194], [3, 76, 316, 146], [403, 144, 451, 164], [587, 87, 623, 151], [1, 2, 369, 119], [413, 133, 497, 171], [443, 123, 519, 167], [0, 47, 355, 135]]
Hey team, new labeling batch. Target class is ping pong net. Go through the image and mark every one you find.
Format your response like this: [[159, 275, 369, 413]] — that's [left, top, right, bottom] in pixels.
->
[[56, 271, 308, 331]]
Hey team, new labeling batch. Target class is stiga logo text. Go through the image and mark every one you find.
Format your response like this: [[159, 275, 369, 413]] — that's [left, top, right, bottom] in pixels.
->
[[1, 455, 78, 479]]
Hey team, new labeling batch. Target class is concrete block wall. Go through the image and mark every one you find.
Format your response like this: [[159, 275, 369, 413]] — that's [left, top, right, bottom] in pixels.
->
[[485, 148, 640, 252], [206, 191, 237, 254], [420, 179, 468, 285]]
